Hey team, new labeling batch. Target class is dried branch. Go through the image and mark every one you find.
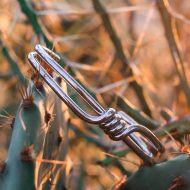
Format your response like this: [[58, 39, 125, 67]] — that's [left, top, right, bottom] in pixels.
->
[[157, 0, 190, 109], [92, 0, 152, 116], [92, 0, 130, 66]]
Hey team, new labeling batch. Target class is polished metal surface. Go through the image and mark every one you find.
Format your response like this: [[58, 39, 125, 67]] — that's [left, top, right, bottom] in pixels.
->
[[28, 44, 165, 164]]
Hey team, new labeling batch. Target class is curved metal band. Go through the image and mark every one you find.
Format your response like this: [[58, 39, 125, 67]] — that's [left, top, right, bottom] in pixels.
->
[[28, 44, 164, 164]]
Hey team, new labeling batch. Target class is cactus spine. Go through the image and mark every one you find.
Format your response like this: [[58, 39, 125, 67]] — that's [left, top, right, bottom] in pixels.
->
[[0, 83, 46, 190]]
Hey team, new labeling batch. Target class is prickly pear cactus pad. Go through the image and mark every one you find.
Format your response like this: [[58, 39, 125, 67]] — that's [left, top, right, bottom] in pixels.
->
[[121, 155, 190, 190]]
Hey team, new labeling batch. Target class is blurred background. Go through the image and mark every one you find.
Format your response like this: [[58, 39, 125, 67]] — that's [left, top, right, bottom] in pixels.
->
[[0, 0, 190, 189]]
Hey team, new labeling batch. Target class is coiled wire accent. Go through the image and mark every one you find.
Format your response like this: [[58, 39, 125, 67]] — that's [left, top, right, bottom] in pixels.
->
[[28, 44, 165, 164]]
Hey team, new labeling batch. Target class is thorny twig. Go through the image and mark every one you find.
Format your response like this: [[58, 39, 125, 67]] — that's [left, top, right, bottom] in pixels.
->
[[92, 0, 130, 66], [92, 0, 152, 116], [1, 45, 25, 84], [18, 0, 52, 47], [157, 0, 190, 109]]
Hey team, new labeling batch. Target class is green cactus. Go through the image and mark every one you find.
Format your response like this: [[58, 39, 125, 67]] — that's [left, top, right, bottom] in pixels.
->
[[121, 154, 190, 190], [0, 83, 46, 190]]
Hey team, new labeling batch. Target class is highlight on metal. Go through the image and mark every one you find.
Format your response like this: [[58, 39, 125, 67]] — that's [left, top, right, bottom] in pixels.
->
[[28, 44, 165, 164]]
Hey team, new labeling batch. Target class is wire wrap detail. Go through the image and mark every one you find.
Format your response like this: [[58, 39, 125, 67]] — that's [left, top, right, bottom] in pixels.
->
[[28, 44, 165, 164]]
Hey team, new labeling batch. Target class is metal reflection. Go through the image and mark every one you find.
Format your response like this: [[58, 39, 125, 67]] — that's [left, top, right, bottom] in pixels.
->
[[28, 44, 164, 164]]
